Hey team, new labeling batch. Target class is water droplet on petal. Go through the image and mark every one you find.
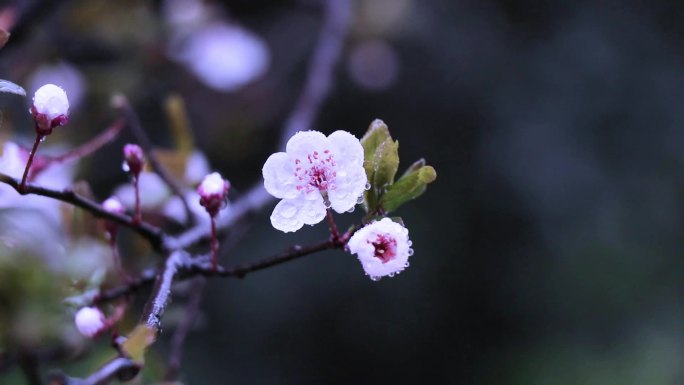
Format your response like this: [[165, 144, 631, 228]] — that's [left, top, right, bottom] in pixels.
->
[[404, 261, 410, 268], [364, 182, 371, 190], [39, 136, 46, 143], [324, 200, 332, 208], [347, 206, 355, 213], [408, 248, 414, 256], [121, 161, 130, 173], [388, 272, 395, 277], [356, 194, 365, 204], [370, 275, 381, 282], [407, 240, 413, 246]]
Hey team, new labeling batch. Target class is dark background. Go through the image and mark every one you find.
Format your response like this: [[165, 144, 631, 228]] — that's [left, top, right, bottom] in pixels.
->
[[2, 0, 684, 384]]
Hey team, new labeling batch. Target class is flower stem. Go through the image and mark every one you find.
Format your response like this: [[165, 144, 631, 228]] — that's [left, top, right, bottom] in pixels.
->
[[326, 208, 340, 242], [133, 176, 141, 224], [18, 134, 43, 194], [210, 216, 218, 272]]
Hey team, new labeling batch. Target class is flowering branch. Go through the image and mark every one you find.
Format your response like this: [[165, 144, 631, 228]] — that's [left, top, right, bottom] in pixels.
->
[[49, 357, 139, 385], [113, 95, 194, 224], [0, 172, 167, 251]]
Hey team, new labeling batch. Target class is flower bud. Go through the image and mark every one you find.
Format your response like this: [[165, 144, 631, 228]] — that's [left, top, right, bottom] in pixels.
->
[[30, 84, 69, 135], [347, 218, 413, 281], [123, 144, 145, 176], [198, 172, 230, 217], [74, 306, 107, 338]]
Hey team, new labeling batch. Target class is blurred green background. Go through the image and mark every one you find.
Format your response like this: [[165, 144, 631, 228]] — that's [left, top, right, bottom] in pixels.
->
[[2, 0, 684, 384]]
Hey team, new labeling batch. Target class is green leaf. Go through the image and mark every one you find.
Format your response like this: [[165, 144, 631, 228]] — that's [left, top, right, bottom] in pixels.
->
[[380, 165, 437, 213], [360, 119, 391, 181], [0, 80, 26, 97], [122, 324, 157, 363], [371, 137, 399, 188], [400, 158, 426, 179]]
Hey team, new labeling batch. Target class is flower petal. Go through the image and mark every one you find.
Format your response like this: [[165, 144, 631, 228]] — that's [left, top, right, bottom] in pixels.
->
[[328, 163, 367, 213], [262, 152, 300, 199], [270, 195, 326, 232], [285, 130, 330, 160], [328, 130, 364, 167]]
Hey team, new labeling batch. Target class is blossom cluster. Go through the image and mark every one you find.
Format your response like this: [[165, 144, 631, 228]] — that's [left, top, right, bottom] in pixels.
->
[[263, 129, 421, 280]]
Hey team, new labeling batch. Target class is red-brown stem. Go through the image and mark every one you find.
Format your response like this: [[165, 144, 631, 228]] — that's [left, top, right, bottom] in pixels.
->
[[18, 134, 43, 194], [326, 208, 340, 242], [53, 119, 125, 163], [133, 176, 141, 225], [210, 216, 218, 272]]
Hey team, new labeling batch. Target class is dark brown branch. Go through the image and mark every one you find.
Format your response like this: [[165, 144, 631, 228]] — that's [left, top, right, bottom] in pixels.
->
[[164, 277, 205, 381], [84, 239, 337, 306], [0, 172, 167, 251], [113, 95, 194, 226]]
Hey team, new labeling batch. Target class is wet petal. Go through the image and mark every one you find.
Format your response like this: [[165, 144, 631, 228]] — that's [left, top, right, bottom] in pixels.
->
[[263, 152, 300, 199]]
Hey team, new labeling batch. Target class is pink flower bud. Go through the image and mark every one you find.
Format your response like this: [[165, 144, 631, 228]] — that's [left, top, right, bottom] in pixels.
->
[[347, 218, 413, 281], [30, 84, 69, 135], [123, 144, 145, 176], [74, 307, 107, 338], [198, 172, 230, 217]]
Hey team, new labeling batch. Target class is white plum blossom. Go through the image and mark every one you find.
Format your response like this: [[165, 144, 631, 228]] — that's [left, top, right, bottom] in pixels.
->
[[263, 130, 367, 232], [347, 218, 412, 280], [74, 306, 107, 338]]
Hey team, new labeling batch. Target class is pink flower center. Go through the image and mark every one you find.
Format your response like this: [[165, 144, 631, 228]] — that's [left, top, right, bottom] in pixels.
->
[[369, 234, 397, 264], [294, 150, 337, 193]]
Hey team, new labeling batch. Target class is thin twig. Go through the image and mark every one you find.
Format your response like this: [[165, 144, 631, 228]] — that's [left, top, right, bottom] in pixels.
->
[[0, 172, 167, 251], [50, 119, 126, 163], [113, 95, 195, 225], [164, 277, 205, 381], [81, 238, 337, 306]]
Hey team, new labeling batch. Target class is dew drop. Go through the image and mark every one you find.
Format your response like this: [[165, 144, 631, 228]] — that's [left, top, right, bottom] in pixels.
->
[[370, 275, 381, 282], [121, 161, 130, 173], [364, 182, 372, 190], [356, 194, 365, 204], [39, 136, 46, 143], [324, 200, 332, 208], [407, 240, 413, 246], [388, 272, 395, 278], [404, 261, 410, 268], [347, 206, 355, 213], [408, 248, 414, 256]]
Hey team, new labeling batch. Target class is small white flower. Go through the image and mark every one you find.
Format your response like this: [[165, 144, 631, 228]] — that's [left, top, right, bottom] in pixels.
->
[[74, 306, 107, 338], [262, 130, 367, 232], [347, 218, 412, 280], [32, 84, 69, 121]]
